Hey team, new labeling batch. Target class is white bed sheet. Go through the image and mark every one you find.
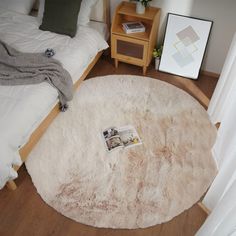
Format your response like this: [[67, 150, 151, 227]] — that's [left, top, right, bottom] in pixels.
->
[[0, 9, 109, 189]]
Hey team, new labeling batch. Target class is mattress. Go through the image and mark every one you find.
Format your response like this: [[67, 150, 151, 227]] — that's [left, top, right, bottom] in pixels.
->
[[0, 8, 109, 188]]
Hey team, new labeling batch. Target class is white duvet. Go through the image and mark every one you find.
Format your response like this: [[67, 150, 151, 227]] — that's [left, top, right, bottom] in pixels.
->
[[0, 9, 109, 189]]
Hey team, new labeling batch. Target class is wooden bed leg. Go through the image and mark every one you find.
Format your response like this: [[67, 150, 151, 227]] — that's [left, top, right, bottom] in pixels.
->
[[6, 180, 17, 191]]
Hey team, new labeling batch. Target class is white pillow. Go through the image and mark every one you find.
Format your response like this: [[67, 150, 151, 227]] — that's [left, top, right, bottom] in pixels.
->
[[79, 0, 98, 25], [38, 0, 44, 19], [38, 0, 98, 26], [90, 0, 104, 22], [0, 0, 35, 15]]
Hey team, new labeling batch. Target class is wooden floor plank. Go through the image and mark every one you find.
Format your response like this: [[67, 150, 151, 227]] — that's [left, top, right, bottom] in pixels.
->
[[0, 55, 215, 236]]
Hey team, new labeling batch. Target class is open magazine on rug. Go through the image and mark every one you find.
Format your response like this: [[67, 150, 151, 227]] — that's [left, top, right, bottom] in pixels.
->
[[102, 125, 142, 152]]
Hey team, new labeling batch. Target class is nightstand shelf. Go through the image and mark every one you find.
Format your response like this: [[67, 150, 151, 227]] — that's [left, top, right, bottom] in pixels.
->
[[118, 2, 158, 20], [113, 22, 151, 41], [111, 2, 161, 74]]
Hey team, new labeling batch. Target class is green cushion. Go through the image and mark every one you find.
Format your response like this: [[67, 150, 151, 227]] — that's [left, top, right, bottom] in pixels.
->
[[39, 0, 82, 37]]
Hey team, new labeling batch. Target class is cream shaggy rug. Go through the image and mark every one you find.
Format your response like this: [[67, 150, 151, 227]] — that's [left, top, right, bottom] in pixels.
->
[[26, 75, 217, 229]]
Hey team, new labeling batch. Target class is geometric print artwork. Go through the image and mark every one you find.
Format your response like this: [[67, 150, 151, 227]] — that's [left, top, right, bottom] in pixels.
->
[[172, 26, 200, 67], [159, 13, 213, 79], [177, 26, 200, 46]]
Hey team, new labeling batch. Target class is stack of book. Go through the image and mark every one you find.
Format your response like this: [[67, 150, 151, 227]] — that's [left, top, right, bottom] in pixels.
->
[[122, 22, 145, 34]]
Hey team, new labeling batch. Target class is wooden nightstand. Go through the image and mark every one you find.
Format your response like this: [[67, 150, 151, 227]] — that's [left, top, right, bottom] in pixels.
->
[[111, 1, 161, 75]]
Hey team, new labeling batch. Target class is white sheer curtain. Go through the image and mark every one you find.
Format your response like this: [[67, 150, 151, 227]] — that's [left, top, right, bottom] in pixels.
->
[[196, 32, 236, 236], [207, 32, 236, 125]]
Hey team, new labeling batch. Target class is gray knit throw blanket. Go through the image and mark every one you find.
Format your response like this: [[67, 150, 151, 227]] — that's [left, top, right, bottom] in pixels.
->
[[0, 40, 73, 111]]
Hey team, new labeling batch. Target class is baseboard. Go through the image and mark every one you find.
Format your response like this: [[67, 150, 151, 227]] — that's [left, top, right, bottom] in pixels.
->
[[200, 70, 220, 79], [198, 202, 211, 215]]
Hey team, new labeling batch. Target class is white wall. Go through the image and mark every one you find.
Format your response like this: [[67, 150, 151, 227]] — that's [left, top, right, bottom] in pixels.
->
[[189, 0, 236, 74], [110, 0, 236, 74]]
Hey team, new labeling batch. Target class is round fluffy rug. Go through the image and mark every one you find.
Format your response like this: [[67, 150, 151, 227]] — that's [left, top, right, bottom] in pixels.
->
[[26, 75, 217, 229]]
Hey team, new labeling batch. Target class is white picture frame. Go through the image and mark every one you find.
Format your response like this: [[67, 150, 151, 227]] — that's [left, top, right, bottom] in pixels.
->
[[159, 13, 213, 79]]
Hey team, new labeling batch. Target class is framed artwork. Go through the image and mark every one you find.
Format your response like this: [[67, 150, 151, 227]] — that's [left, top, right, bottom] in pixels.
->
[[159, 13, 213, 79]]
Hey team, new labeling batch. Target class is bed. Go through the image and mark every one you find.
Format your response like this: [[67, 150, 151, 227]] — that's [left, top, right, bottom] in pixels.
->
[[0, 0, 110, 190]]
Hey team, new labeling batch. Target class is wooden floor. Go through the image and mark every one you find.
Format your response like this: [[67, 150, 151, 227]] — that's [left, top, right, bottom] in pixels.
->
[[0, 55, 218, 236]]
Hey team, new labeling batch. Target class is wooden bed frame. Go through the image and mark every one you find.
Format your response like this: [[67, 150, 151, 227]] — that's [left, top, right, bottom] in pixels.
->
[[6, 0, 110, 191]]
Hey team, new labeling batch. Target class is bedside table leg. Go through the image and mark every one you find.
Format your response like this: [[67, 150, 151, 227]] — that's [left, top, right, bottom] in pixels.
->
[[143, 66, 147, 75], [115, 59, 119, 68]]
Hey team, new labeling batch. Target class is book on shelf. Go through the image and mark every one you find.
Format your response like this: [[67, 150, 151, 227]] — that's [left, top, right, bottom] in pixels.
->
[[102, 125, 142, 152], [122, 22, 145, 34]]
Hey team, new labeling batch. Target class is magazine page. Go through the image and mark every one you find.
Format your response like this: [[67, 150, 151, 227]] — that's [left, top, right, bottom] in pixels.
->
[[102, 127, 123, 152], [118, 125, 142, 149]]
